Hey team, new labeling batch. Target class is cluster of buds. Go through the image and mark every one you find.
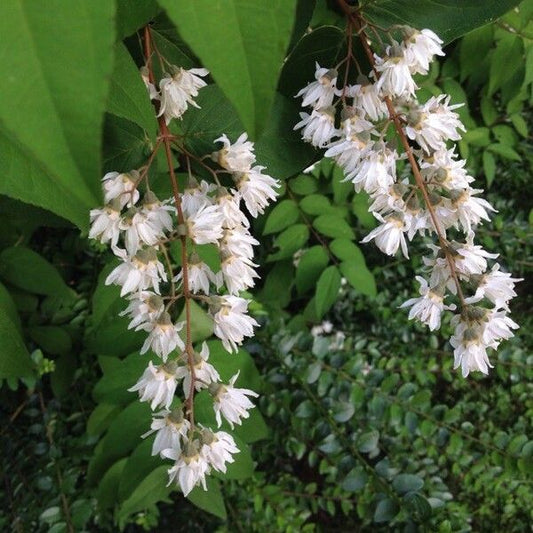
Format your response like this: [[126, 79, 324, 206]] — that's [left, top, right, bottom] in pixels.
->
[[295, 24, 520, 377], [90, 54, 279, 495]]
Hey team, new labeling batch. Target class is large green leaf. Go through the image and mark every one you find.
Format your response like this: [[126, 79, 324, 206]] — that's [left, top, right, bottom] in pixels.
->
[[107, 43, 158, 138], [0, 0, 116, 230], [0, 300, 33, 379], [363, 0, 522, 44], [159, 0, 298, 138], [115, 0, 160, 39]]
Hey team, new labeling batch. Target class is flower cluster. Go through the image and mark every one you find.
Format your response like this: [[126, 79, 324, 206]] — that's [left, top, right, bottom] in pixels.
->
[[91, 56, 279, 495], [295, 26, 520, 377]]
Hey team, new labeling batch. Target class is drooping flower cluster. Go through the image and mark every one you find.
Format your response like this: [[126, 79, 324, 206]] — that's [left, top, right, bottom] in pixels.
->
[[91, 55, 279, 496], [295, 26, 520, 377]]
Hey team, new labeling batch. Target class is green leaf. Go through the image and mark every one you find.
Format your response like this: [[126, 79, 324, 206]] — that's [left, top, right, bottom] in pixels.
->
[[373, 497, 399, 523], [118, 439, 162, 502], [0, 0, 116, 230], [87, 401, 152, 485], [289, 175, 318, 195], [159, 0, 298, 137], [403, 492, 432, 520], [233, 404, 269, 443], [0, 281, 22, 333], [87, 403, 123, 437], [118, 466, 172, 525], [255, 93, 316, 179], [300, 194, 334, 216], [217, 436, 254, 480], [96, 458, 127, 511], [0, 247, 74, 299], [296, 246, 330, 295], [93, 352, 147, 405], [0, 299, 33, 379], [150, 16, 197, 71], [177, 300, 213, 344], [393, 474, 424, 494], [330, 238, 364, 263], [28, 326, 72, 356], [107, 43, 158, 138], [315, 266, 341, 318], [116, 0, 160, 39], [483, 151, 496, 186], [510, 113, 528, 138], [339, 261, 376, 298], [103, 114, 152, 173], [352, 193, 376, 228], [313, 215, 354, 239], [460, 26, 494, 81], [358, 430, 379, 454], [363, 0, 522, 44], [487, 143, 521, 161], [268, 224, 309, 261], [342, 467, 368, 492], [187, 477, 227, 520], [489, 34, 524, 96], [263, 200, 300, 235], [181, 85, 244, 156]]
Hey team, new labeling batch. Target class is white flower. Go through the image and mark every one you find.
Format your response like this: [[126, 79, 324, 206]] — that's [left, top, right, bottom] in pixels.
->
[[186, 203, 224, 245], [216, 188, 249, 228], [451, 323, 493, 378], [143, 408, 190, 457], [89, 201, 121, 248], [466, 264, 521, 310], [374, 43, 418, 98], [221, 254, 259, 294], [158, 67, 209, 123], [295, 107, 338, 147], [324, 128, 374, 177], [403, 28, 444, 75], [350, 80, 388, 121], [175, 342, 220, 398], [181, 179, 214, 218], [214, 132, 256, 172], [219, 225, 259, 261], [200, 428, 239, 473], [405, 95, 465, 153], [234, 166, 280, 218], [482, 309, 519, 347], [449, 188, 496, 233], [295, 63, 339, 108], [346, 143, 398, 193], [140, 67, 159, 100], [129, 361, 178, 410], [419, 148, 474, 190], [400, 276, 455, 331], [139, 312, 185, 361], [142, 192, 175, 234], [102, 171, 140, 208], [120, 291, 165, 329], [164, 442, 210, 496], [454, 235, 498, 277], [211, 296, 259, 353], [174, 256, 221, 295], [119, 208, 163, 255], [211, 371, 259, 428], [105, 248, 167, 296], [361, 213, 409, 258]]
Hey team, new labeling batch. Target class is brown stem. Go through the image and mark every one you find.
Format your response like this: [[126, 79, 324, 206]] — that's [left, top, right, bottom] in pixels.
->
[[337, 1, 466, 305], [144, 25, 197, 427]]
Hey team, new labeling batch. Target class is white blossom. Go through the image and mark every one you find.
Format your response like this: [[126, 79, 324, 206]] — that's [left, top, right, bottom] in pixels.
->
[[105, 248, 167, 296], [175, 342, 220, 397], [221, 254, 259, 294], [181, 179, 214, 218], [216, 188, 249, 228], [294, 107, 337, 147], [234, 166, 280, 218], [120, 291, 165, 330], [200, 428, 239, 473], [143, 409, 190, 457], [374, 43, 418, 98], [129, 361, 178, 410], [350, 80, 388, 121], [346, 143, 398, 193], [214, 132, 256, 172], [211, 371, 259, 428], [466, 264, 521, 310], [174, 256, 221, 295], [211, 296, 259, 353], [400, 276, 455, 331], [186, 203, 224, 245], [361, 213, 409, 258], [403, 28, 444, 74], [89, 201, 121, 248], [164, 443, 210, 496], [158, 67, 209, 123], [139, 312, 185, 361], [219, 225, 259, 261], [102, 171, 140, 208], [295, 63, 339, 108], [449, 188, 496, 233]]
